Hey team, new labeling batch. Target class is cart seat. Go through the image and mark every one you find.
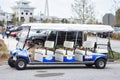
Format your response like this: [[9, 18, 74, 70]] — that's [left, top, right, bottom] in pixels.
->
[[56, 49, 74, 55], [75, 49, 92, 55], [75, 41, 95, 54], [82, 41, 95, 49], [34, 41, 55, 62], [35, 49, 54, 56], [75, 41, 94, 61], [95, 48, 108, 54], [55, 41, 75, 62], [36, 40, 54, 55], [55, 41, 74, 55]]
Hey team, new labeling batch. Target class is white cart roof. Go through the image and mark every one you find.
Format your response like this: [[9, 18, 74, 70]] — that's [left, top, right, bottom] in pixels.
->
[[21, 23, 114, 32]]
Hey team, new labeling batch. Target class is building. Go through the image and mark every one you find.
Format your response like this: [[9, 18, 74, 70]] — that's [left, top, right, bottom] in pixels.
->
[[0, 7, 5, 22], [0, 6, 13, 26], [102, 13, 116, 26], [12, 0, 35, 23]]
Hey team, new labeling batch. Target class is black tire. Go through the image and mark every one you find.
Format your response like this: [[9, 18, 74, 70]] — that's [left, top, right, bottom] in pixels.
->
[[15, 59, 27, 70], [8, 57, 15, 67], [95, 59, 106, 69], [85, 64, 93, 67]]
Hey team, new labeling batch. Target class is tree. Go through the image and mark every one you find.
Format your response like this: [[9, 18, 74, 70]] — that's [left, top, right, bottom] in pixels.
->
[[110, 0, 120, 26], [61, 18, 69, 23], [42, 18, 49, 23], [111, 0, 120, 14], [2, 19, 5, 25], [72, 0, 95, 24], [0, 21, 3, 26], [115, 9, 120, 26], [12, 13, 17, 25]]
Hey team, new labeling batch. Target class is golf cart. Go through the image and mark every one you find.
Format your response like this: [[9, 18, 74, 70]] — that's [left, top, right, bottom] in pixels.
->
[[8, 23, 114, 70]]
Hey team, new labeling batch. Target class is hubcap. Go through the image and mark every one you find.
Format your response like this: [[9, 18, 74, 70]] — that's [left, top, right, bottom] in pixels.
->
[[18, 61, 25, 68], [99, 61, 104, 67]]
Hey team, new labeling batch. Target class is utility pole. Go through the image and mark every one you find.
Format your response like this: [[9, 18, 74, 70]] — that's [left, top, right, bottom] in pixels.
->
[[82, 3, 85, 24], [44, 0, 49, 19]]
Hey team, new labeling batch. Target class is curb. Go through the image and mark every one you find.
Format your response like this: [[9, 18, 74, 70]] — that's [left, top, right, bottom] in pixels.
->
[[0, 61, 8, 66]]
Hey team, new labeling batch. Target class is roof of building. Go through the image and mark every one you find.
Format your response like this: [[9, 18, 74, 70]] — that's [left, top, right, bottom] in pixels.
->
[[12, 0, 35, 9]]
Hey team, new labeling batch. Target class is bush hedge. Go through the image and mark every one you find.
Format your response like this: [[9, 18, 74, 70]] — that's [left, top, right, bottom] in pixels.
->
[[112, 33, 120, 40]]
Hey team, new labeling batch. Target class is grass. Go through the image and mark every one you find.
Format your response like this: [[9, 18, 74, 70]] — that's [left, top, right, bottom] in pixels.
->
[[0, 39, 8, 52], [107, 51, 120, 60], [112, 33, 120, 40], [113, 52, 120, 60]]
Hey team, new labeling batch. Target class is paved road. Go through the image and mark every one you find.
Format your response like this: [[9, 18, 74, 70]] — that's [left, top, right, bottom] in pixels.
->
[[1, 35, 120, 80], [0, 63, 120, 80]]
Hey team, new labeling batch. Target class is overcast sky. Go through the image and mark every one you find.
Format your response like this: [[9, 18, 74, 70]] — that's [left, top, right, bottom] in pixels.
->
[[0, 0, 116, 22]]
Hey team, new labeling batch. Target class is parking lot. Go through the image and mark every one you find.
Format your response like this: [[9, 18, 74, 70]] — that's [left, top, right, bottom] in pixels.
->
[[0, 63, 120, 80], [0, 34, 120, 80]]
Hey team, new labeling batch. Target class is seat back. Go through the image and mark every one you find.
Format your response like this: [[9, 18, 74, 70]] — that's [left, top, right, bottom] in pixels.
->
[[83, 41, 95, 49], [44, 41, 54, 48], [64, 41, 74, 49]]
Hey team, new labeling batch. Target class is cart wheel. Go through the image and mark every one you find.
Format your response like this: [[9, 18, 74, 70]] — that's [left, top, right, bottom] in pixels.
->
[[85, 64, 93, 67], [95, 59, 106, 69], [8, 57, 15, 67], [15, 59, 27, 70]]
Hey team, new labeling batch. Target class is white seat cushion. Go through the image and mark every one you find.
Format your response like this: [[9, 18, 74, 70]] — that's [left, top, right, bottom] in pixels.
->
[[55, 49, 73, 55], [35, 49, 54, 56], [64, 41, 74, 49], [83, 41, 95, 48], [95, 48, 108, 53], [75, 49, 92, 55], [44, 41, 54, 48]]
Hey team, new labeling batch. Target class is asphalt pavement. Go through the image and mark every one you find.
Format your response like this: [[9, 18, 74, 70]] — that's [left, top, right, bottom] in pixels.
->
[[0, 34, 120, 80], [0, 63, 120, 80]]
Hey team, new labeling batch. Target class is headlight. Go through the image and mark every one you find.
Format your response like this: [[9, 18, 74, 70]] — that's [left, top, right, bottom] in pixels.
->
[[14, 52, 18, 56]]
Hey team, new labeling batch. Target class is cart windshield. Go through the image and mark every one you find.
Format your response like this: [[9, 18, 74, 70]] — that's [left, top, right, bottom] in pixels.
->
[[16, 26, 30, 49]]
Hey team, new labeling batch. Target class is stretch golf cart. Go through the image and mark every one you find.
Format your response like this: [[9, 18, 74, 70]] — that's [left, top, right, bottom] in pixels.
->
[[8, 23, 114, 70]]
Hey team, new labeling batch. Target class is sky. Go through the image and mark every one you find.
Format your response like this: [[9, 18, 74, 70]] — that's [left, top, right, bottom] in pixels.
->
[[0, 0, 116, 22]]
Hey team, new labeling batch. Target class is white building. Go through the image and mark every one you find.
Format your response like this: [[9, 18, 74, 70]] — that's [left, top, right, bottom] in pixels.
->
[[0, 6, 13, 26], [12, 0, 35, 23], [0, 7, 5, 22]]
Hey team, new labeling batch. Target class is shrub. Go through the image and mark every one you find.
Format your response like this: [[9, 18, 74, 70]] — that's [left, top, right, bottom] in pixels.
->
[[112, 33, 120, 40], [0, 39, 9, 59]]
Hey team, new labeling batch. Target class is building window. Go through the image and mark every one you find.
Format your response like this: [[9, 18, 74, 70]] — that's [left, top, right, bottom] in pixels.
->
[[29, 17, 34, 22], [21, 17, 25, 22], [26, 13, 28, 15], [30, 13, 32, 15], [21, 12, 24, 15]]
